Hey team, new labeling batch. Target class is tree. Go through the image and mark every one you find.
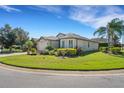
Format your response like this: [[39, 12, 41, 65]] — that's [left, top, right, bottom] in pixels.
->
[[94, 18, 124, 49], [13, 27, 29, 49], [31, 38, 37, 48], [0, 24, 16, 52], [0, 24, 29, 52], [25, 40, 33, 54]]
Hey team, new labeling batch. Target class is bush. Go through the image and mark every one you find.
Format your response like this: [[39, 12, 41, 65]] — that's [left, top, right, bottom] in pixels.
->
[[49, 50, 55, 55], [45, 46, 54, 51], [12, 45, 21, 49], [110, 47, 121, 54], [76, 48, 83, 55], [99, 43, 108, 47], [1, 48, 10, 53], [54, 51, 60, 56], [99, 47, 108, 53], [57, 48, 77, 57], [42, 50, 49, 55], [31, 48, 37, 55]]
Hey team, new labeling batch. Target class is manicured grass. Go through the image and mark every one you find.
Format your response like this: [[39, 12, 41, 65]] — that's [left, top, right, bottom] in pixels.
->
[[0, 52, 124, 71]]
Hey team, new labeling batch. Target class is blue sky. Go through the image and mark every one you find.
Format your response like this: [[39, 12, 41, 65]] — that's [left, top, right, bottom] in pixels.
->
[[0, 5, 124, 39]]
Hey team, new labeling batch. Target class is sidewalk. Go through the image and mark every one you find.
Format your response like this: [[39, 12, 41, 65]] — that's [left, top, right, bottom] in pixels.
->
[[0, 52, 27, 57]]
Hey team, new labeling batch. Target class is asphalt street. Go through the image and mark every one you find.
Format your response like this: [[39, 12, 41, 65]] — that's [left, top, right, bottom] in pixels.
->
[[0, 66, 124, 88]]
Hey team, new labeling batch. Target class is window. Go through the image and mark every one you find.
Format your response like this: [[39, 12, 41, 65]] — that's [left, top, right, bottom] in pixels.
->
[[69, 40, 73, 48], [88, 42, 90, 48], [62, 40, 65, 48]]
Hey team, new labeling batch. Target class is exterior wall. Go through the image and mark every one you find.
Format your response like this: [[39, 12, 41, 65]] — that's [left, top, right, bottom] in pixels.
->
[[60, 39, 76, 48], [36, 39, 59, 53], [36, 39, 49, 53], [37, 38, 99, 53], [77, 39, 98, 51], [50, 40, 59, 48], [60, 38, 98, 51], [77, 40, 89, 51], [88, 42, 99, 51]]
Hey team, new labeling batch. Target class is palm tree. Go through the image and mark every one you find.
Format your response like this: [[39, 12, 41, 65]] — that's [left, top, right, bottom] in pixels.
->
[[25, 40, 33, 55], [94, 18, 124, 49]]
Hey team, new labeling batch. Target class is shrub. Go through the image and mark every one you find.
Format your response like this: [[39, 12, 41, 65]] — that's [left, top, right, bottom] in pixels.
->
[[110, 47, 121, 54], [99, 47, 108, 53], [99, 43, 108, 47], [1, 48, 10, 53], [45, 46, 54, 51], [76, 48, 83, 56], [48, 50, 55, 55], [31, 48, 37, 55], [42, 50, 49, 55], [54, 51, 60, 56], [122, 51, 124, 56], [57, 48, 77, 57], [12, 45, 21, 49], [67, 49, 77, 56]]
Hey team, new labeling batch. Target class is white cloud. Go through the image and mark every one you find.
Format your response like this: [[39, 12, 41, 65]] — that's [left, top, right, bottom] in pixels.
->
[[34, 5, 62, 13], [69, 6, 124, 28], [0, 5, 21, 12]]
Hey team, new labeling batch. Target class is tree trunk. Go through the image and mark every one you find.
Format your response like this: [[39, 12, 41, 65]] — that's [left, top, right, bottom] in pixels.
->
[[107, 24, 111, 52]]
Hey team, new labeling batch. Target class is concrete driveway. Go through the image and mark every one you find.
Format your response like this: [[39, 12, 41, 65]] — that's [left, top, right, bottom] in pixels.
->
[[0, 64, 124, 88]]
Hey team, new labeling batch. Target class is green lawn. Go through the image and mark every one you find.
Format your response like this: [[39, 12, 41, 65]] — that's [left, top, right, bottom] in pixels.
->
[[0, 52, 124, 71]]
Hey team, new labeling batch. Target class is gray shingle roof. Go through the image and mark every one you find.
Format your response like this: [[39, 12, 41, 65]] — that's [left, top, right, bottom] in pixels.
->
[[43, 36, 58, 40], [60, 33, 89, 40], [39, 33, 99, 43], [60, 33, 98, 43]]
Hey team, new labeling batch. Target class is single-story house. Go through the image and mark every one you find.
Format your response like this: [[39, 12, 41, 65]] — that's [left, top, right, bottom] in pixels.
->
[[36, 33, 99, 53]]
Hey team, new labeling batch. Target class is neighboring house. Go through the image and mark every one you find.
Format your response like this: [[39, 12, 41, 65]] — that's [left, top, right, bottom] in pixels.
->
[[37, 33, 99, 53]]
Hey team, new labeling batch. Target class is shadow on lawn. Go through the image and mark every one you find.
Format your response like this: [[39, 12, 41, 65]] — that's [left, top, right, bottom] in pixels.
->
[[109, 54, 124, 58], [80, 51, 98, 57]]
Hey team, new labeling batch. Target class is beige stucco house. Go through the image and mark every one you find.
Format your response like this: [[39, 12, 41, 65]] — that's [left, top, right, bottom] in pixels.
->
[[36, 33, 99, 53]]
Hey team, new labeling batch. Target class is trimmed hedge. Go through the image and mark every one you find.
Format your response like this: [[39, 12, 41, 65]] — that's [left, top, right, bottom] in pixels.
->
[[99, 47, 108, 53], [57, 48, 77, 56], [49, 50, 55, 55], [100, 47, 122, 54], [110, 47, 121, 54]]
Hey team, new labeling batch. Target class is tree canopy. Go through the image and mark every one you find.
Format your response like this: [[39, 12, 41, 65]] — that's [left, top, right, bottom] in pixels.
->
[[94, 18, 124, 47], [0, 24, 29, 51]]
